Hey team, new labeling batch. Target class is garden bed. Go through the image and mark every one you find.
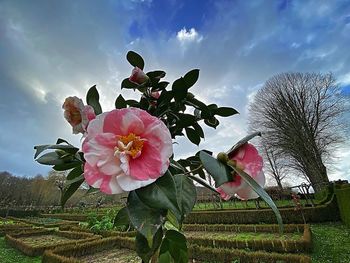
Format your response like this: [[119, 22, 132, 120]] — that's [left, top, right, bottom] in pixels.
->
[[184, 223, 312, 253], [7, 216, 79, 228], [43, 235, 311, 263], [5, 229, 100, 256]]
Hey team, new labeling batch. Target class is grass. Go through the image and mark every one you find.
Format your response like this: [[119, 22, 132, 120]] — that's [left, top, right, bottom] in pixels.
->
[[311, 222, 350, 263], [0, 237, 40, 263]]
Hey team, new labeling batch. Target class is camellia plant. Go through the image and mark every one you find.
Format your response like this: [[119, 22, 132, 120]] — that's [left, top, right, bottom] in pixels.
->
[[34, 51, 282, 262]]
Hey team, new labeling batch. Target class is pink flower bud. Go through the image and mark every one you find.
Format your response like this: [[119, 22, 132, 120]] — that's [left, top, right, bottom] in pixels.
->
[[129, 67, 149, 85]]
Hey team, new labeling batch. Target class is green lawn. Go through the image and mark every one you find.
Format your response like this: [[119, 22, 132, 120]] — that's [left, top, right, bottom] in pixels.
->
[[311, 222, 350, 263], [0, 237, 41, 263]]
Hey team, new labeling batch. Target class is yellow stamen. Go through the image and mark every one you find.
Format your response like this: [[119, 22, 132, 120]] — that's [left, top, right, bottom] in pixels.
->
[[115, 133, 145, 159]]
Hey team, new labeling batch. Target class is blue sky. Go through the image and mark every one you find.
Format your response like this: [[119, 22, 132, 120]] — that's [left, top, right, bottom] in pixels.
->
[[0, 0, 349, 185]]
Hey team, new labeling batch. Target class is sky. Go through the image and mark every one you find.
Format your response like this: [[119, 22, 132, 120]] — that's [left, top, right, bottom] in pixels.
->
[[0, 0, 349, 186]]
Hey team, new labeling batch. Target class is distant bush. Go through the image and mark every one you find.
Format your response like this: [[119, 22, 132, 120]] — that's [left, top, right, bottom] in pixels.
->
[[265, 186, 293, 200]]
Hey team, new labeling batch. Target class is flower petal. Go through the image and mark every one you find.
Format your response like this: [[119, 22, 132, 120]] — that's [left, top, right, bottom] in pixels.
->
[[84, 162, 124, 194], [235, 171, 265, 200], [129, 142, 163, 180], [117, 173, 156, 192], [83, 133, 124, 176]]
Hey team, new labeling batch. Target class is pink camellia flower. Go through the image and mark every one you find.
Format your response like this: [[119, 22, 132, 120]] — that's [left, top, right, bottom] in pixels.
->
[[82, 107, 173, 194], [129, 67, 149, 84], [217, 143, 265, 200], [62, 96, 96, 134]]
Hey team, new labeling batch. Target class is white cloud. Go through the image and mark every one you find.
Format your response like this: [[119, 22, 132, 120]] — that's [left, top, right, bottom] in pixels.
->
[[176, 27, 203, 44]]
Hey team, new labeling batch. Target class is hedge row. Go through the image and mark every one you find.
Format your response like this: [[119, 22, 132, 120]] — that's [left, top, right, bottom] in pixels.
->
[[40, 213, 103, 221], [335, 185, 350, 227], [6, 216, 79, 228], [58, 224, 136, 237], [5, 230, 101, 256], [42, 237, 135, 263], [0, 209, 39, 218], [185, 197, 339, 224], [189, 245, 311, 263], [43, 236, 311, 263], [0, 225, 40, 236], [187, 225, 311, 253], [183, 223, 305, 233]]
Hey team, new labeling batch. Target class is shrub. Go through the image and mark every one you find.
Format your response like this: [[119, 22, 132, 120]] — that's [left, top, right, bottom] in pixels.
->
[[335, 185, 350, 227], [265, 186, 293, 200], [185, 196, 339, 224]]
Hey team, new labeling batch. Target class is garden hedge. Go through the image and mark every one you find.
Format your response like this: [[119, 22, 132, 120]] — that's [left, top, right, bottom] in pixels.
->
[[183, 223, 305, 233], [0, 209, 39, 218], [185, 196, 339, 224], [335, 184, 350, 227], [40, 213, 103, 221], [186, 224, 312, 253], [189, 245, 311, 263], [6, 216, 79, 228], [43, 236, 311, 263], [5, 229, 101, 256], [58, 224, 136, 237], [0, 225, 36, 236], [42, 236, 135, 263]]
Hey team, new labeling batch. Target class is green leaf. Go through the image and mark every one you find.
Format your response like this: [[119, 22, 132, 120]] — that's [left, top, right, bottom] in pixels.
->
[[66, 174, 84, 185], [86, 85, 102, 115], [61, 178, 84, 207], [157, 91, 174, 107], [153, 81, 169, 91], [183, 69, 199, 88], [230, 165, 284, 233], [185, 127, 201, 145], [199, 151, 233, 187], [53, 161, 81, 171], [56, 138, 71, 145], [121, 78, 139, 90], [192, 122, 204, 138], [178, 113, 196, 128], [135, 171, 181, 224], [115, 94, 127, 109], [127, 191, 166, 241], [135, 228, 163, 263], [66, 165, 83, 180], [226, 132, 262, 157], [173, 174, 196, 221], [147, 70, 166, 79], [214, 107, 239, 117], [125, 99, 139, 107], [172, 77, 188, 102], [36, 152, 65, 165], [126, 51, 145, 70], [113, 207, 130, 227], [34, 144, 79, 159], [204, 117, 219, 128], [159, 230, 188, 263]]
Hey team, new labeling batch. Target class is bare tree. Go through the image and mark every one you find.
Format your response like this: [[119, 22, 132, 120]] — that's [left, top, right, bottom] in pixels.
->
[[262, 145, 289, 189], [249, 73, 345, 192]]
